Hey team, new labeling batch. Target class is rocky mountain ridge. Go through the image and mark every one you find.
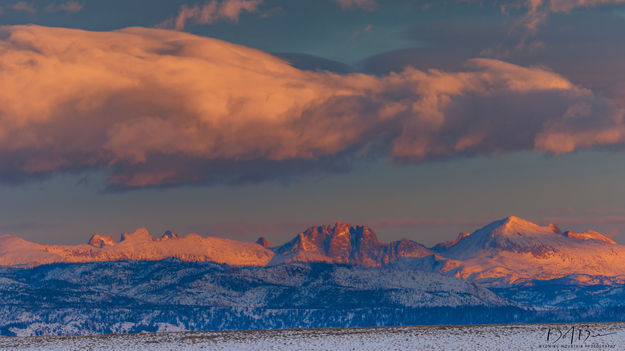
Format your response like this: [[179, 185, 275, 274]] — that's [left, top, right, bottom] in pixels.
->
[[1, 216, 623, 285]]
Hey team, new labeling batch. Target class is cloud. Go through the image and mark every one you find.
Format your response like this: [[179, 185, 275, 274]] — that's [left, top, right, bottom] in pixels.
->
[[273, 53, 353, 73], [45, 1, 84, 13], [11, 1, 36, 14], [395, 6, 625, 108], [548, 0, 625, 12], [7, 1, 83, 15], [159, 0, 263, 30], [0, 25, 624, 188], [515, 0, 625, 31], [332, 0, 377, 10], [351, 24, 373, 39]]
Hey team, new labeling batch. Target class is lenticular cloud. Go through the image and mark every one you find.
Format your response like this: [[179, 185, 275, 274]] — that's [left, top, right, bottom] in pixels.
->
[[0, 25, 622, 188]]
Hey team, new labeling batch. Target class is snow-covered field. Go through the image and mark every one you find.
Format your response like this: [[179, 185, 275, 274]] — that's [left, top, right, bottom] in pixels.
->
[[0, 323, 623, 350]]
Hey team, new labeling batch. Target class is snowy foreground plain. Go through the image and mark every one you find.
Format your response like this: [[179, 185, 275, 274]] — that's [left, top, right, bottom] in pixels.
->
[[1, 323, 623, 351]]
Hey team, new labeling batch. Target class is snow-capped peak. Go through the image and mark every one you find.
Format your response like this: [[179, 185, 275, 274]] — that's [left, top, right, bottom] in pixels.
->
[[439, 216, 558, 259], [159, 231, 180, 241], [0, 228, 273, 267], [120, 228, 153, 242], [1, 217, 624, 286], [88, 234, 116, 248], [270, 221, 432, 267], [498, 216, 559, 235], [433, 216, 625, 284]]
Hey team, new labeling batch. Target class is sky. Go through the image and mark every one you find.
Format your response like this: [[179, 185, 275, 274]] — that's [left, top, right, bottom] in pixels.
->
[[1, 0, 625, 246]]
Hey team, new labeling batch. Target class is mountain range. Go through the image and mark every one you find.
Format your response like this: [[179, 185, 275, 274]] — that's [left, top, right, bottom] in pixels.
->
[[1, 216, 623, 285], [2, 215, 625, 336]]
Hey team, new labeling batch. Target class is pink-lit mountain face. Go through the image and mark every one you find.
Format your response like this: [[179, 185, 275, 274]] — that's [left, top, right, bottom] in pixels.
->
[[432, 216, 625, 285], [1, 216, 623, 285], [0, 229, 273, 267], [271, 221, 433, 266], [0, 221, 433, 268]]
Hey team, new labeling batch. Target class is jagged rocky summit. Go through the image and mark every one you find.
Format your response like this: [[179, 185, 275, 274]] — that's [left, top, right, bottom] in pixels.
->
[[1, 216, 624, 285]]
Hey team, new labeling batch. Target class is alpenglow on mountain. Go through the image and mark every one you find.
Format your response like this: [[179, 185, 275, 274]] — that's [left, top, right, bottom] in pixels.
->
[[1, 216, 623, 284], [2, 216, 625, 336]]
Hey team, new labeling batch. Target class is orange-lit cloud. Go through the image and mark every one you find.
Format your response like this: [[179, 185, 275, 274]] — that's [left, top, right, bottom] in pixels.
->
[[0, 25, 623, 188], [518, 0, 625, 31], [333, 0, 377, 10], [45, 1, 83, 13], [159, 0, 263, 30], [11, 1, 36, 14], [7, 1, 83, 14], [549, 0, 625, 12]]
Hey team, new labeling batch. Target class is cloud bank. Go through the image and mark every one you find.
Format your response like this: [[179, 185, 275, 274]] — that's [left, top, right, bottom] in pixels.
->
[[7, 1, 83, 14], [0, 25, 623, 188], [159, 0, 263, 30]]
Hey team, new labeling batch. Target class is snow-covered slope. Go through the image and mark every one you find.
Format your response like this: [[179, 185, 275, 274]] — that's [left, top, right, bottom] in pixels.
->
[[431, 232, 471, 252], [5, 323, 624, 350], [563, 230, 616, 244], [0, 260, 510, 336], [1, 216, 625, 286], [434, 216, 625, 284], [2, 217, 625, 336], [0, 221, 434, 268], [0, 229, 273, 267]]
